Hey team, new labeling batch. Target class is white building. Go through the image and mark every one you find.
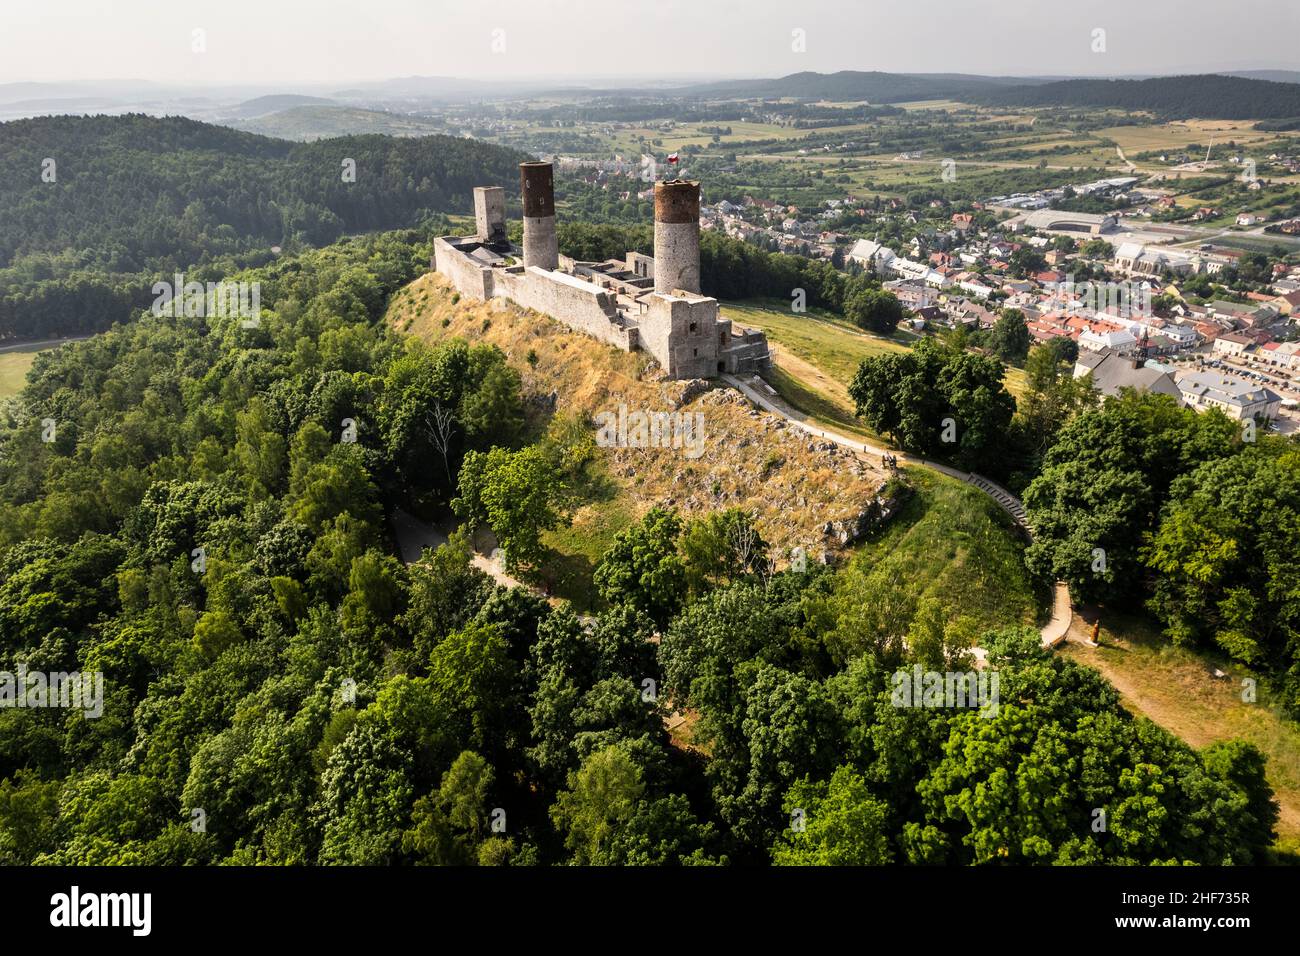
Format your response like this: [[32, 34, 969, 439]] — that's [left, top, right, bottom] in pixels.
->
[[1177, 370, 1283, 420], [1079, 328, 1138, 352], [847, 239, 896, 275], [1162, 323, 1200, 348], [1260, 341, 1300, 369], [1212, 332, 1256, 357]]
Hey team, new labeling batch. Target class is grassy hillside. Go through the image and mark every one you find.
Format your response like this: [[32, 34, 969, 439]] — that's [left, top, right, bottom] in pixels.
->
[[0, 349, 38, 398], [722, 298, 1028, 433], [826, 466, 1044, 661], [722, 299, 910, 384], [387, 273, 895, 608]]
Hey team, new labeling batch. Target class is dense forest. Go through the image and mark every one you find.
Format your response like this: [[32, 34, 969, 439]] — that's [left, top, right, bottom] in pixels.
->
[[0, 230, 1281, 865], [980, 74, 1300, 120], [0, 114, 528, 341]]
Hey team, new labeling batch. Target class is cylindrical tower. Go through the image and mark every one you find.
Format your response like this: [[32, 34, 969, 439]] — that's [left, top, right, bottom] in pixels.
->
[[653, 180, 701, 294], [520, 161, 559, 270]]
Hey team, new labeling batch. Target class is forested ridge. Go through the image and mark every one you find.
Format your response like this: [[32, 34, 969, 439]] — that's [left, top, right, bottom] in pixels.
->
[[0, 231, 1281, 865], [980, 74, 1300, 120], [0, 114, 528, 341]]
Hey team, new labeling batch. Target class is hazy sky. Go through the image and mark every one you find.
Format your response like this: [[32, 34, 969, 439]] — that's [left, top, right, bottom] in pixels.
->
[[2, 0, 1297, 86]]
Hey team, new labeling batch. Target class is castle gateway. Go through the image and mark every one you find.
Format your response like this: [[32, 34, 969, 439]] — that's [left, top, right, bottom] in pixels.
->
[[432, 163, 772, 380]]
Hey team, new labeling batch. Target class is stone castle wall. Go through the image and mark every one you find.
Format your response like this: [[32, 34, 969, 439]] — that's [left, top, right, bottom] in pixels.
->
[[432, 237, 493, 300], [432, 174, 771, 380], [495, 267, 636, 352]]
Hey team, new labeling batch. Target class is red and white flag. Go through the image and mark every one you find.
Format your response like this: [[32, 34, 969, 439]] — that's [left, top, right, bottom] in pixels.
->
[[666, 152, 679, 165]]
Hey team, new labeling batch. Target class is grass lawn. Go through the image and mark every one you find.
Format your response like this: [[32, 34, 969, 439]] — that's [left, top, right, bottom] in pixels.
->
[[723, 298, 909, 385], [537, 489, 636, 613], [763, 364, 889, 444], [1002, 364, 1029, 401], [832, 466, 1045, 650], [1062, 612, 1300, 856], [0, 345, 48, 397], [723, 297, 1031, 416]]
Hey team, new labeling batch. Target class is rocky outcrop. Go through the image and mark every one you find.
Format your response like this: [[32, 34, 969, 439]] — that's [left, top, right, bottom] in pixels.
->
[[821, 480, 913, 546]]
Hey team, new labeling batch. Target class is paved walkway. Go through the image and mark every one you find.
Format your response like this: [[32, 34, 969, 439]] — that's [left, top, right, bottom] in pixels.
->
[[721, 373, 1071, 648]]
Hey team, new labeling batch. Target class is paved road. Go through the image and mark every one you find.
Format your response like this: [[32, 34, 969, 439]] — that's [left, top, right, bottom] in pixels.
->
[[0, 335, 91, 354], [721, 373, 1071, 648]]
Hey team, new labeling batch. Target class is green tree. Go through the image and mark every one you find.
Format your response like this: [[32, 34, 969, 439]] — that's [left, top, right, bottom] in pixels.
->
[[989, 308, 1031, 362], [772, 766, 892, 865], [454, 446, 565, 571], [550, 744, 646, 865], [594, 507, 687, 629], [402, 750, 496, 865]]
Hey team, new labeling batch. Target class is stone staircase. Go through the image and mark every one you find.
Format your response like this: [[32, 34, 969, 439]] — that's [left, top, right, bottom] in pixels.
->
[[967, 473, 1029, 531]]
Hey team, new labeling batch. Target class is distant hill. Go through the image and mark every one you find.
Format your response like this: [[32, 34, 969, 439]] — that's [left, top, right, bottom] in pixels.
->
[[230, 105, 447, 141], [1225, 70, 1300, 85], [0, 113, 529, 340], [0, 80, 164, 105], [230, 93, 337, 118], [672, 70, 1042, 102], [979, 74, 1300, 119]]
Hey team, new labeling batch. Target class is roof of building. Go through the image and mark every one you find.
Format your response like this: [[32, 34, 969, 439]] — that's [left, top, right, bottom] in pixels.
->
[[1217, 331, 1258, 345], [1080, 350, 1181, 398], [848, 239, 893, 261], [1178, 370, 1283, 408]]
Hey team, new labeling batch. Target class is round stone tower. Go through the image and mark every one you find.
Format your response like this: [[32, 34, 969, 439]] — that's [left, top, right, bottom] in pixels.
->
[[654, 180, 701, 294], [520, 161, 559, 270]]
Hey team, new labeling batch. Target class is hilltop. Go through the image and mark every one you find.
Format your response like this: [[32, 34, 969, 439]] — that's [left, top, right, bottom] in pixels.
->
[[231, 106, 449, 141], [674, 70, 1037, 102], [0, 113, 529, 340], [387, 271, 898, 601]]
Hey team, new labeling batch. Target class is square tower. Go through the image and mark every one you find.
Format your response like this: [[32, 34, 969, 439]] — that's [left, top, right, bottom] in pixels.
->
[[473, 186, 507, 245]]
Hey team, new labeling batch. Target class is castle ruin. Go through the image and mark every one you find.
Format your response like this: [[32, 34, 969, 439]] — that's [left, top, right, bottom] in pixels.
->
[[431, 163, 771, 379]]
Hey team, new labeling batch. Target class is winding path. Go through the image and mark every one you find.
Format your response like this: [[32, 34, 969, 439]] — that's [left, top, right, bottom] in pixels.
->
[[721, 373, 1072, 648], [389, 375, 1073, 650]]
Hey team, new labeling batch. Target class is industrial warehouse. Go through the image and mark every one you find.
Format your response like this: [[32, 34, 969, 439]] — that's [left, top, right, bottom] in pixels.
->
[[432, 162, 772, 380]]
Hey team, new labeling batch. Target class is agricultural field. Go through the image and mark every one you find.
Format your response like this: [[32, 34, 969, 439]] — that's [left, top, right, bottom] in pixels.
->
[[470, 95, 1300, 230]]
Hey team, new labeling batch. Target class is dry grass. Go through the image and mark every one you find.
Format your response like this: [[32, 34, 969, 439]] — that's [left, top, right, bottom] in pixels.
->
[[387, 274, 893, 574]]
